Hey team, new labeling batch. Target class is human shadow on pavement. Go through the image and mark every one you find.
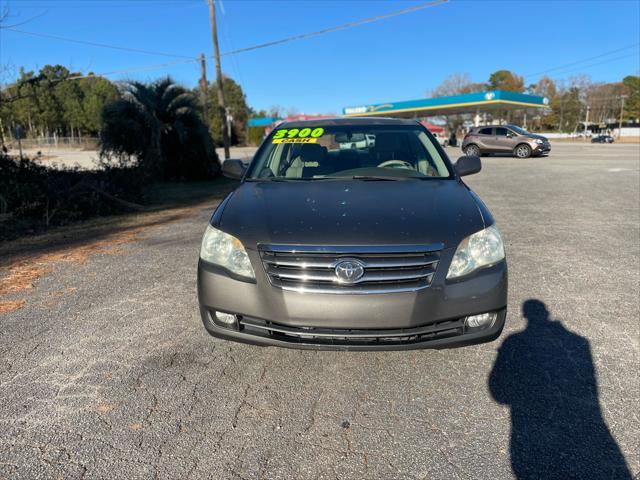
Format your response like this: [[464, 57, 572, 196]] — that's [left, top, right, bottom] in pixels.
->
[[488, 299, 632, 480]]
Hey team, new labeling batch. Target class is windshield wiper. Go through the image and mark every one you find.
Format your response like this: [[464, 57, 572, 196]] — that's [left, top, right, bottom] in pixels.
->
[[248, 176, 424, 182], [247, 177, 317, 181], [246, 177, 335, 182], [350, 175, 415, 181]]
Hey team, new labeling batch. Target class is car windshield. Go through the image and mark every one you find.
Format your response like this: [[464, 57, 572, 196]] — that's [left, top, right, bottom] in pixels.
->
[[509, 125, 528, 135], [246, 125, 452, 180]]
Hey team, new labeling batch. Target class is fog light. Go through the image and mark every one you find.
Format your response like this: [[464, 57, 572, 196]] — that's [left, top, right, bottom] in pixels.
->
[[464, 312, 497, 330], [212, 311, 238, 329]]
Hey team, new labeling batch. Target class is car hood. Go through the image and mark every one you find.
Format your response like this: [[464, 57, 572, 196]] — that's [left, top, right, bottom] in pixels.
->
[[216, 180, 486, 250], [528, 133, 548, 141]]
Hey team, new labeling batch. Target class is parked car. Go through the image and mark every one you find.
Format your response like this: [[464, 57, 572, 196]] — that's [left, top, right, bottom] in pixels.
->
[[591, 135, 615, 144], [198, 118, 507, 350], [462, 125, 550, 158], [338, 133, 376, 149], [432, 132, 449, 147]]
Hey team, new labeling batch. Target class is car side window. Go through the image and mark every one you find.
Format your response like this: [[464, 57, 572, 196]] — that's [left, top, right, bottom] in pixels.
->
[[495, 128, 509, 136], [479, 128, 493, 135]]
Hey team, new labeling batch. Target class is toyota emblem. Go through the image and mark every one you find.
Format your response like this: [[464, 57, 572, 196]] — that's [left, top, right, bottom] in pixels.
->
[[334, 260, 365, 284]]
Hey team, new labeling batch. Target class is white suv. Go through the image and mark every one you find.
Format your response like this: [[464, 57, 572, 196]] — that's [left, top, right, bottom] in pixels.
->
[[432, 132, 449, 148]]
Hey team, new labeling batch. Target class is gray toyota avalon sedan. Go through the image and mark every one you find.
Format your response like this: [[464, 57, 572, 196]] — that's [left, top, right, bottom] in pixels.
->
[[197, 118, 507, 350]]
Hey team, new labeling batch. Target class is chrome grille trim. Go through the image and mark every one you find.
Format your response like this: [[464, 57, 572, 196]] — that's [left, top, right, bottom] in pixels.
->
[[262, 243, 443, 254], [262, 256, 439, 269], [258, 244, 441, 294]]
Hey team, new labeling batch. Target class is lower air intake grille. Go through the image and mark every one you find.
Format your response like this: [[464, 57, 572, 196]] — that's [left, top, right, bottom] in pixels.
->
[[239, 316, 464, 346]]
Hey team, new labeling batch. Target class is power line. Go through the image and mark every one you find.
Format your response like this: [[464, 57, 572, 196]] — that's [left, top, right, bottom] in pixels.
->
[[220, 0, 449, 57], [6, 1, 202, 7], [217, 0, 245, 88], [2, 27, 197, 60], [546, 53, 640, 80], [73, 58, 198, 79], [0, 58, 198, 103], [3, 0, 449, 79], [4, 58, 197, 88], [0, 10, 48, 28], [524, 43, 640, 79]]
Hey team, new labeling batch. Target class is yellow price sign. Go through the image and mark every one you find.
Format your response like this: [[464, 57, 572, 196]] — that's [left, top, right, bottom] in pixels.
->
[[272, 127, 324, 143], [272, 138, 318, 144]]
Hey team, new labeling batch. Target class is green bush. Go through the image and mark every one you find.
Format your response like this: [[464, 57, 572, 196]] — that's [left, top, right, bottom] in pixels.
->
[[100, 78, 219, 182], [0, 154, 144, 239], [247, 126, 266, 146]]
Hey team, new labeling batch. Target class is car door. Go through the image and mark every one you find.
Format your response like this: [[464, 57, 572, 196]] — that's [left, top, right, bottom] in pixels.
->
[[494, 127, 516, 152], [475, 127, 495, 151]]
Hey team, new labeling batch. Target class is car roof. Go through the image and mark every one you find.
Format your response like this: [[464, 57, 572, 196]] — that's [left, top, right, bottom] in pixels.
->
[[473, 124, 519, 130], [277, 117, 422, 128]]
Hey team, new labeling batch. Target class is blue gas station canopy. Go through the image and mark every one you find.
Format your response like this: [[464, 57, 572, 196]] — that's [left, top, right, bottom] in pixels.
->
[[343, 90, 550, 118]]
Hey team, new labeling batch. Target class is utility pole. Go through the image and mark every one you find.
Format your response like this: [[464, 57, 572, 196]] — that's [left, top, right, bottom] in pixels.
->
[[618, 96, 626, 139], [208, 0, 230, 160], [584, 105, 590, 137], [557, 99, 564, 133], [199, 53, 209, 126]]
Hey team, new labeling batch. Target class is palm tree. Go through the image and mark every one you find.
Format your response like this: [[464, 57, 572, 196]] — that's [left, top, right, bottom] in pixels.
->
[[100, 77, 218, 181]]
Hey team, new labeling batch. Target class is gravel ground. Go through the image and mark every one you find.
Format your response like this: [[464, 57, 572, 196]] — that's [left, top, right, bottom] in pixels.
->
[[1, 143, 638, 479]]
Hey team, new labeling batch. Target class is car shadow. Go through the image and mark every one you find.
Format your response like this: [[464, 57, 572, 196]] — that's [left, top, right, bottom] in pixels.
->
[[488, 299, 632, 479]]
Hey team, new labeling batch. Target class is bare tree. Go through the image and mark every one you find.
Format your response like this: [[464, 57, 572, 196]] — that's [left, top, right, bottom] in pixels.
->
[[427, 73, 484, 98], [426, 73, 485, 136]]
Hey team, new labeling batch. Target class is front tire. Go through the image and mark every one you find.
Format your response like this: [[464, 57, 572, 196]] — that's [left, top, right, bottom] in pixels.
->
[[514, 144, 531, 158], [464, 144, 481, 157]]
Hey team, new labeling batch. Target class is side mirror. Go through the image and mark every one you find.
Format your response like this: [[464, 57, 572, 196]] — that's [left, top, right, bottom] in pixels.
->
[[221, 159, 246, 180], [506, 132, 515, 138], [455, 155, 481, 177]]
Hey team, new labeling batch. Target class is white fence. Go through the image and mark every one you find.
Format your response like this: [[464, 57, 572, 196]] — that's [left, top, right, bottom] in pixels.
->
[[540, 128, 640, 139], [620, 127, 640, 137], [7, 137, 100, 150]]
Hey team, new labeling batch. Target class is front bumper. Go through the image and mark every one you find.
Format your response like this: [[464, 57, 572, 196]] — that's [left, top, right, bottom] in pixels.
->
[[197, 248, 508, 351], [533, 143, 551, 155], [200, 306, 505, 351]]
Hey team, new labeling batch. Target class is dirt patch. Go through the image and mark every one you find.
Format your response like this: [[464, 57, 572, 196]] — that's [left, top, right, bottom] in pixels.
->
[[0, 300, 26, 314], [0, 200, 216, 314], [0, 264, 51, 297], [96, 403, 115, 414], [0, 229, 143, 304]]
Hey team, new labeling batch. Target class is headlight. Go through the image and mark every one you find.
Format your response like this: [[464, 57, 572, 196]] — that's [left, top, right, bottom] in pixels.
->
[[447, 225, 505, 279], [534, 139, 544, 144], [200, 225, 255, 279]]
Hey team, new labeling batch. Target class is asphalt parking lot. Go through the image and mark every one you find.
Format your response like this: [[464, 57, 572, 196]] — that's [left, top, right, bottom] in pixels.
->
[[1, 142, 638, 479]]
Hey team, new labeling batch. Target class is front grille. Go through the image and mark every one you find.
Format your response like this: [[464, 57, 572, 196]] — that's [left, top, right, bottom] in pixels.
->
[[258, 244, 441, 294], [239, 316, 463, 346]]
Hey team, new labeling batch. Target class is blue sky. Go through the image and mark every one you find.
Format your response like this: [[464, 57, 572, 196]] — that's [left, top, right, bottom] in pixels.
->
[[1, 0, 639, 114]]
